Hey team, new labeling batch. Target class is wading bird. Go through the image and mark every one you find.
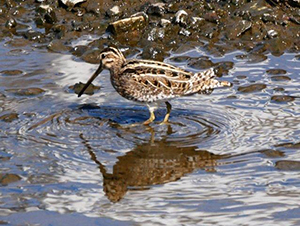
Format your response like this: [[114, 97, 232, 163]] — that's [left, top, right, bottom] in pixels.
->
[[78, 47, 231, 125]]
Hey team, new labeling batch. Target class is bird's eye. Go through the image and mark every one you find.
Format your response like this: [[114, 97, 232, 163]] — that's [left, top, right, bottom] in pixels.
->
[[101, 54, 107, 59]]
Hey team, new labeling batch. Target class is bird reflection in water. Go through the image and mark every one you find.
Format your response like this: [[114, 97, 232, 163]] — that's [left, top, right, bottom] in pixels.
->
[[80, 126, 229, 202]]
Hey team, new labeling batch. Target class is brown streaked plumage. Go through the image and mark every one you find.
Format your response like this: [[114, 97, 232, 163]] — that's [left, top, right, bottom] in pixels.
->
[[78, 47, 232, 125]]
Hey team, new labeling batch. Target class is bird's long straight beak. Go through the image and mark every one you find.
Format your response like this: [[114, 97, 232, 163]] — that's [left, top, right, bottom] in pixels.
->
[[78, 62, 103, 97]]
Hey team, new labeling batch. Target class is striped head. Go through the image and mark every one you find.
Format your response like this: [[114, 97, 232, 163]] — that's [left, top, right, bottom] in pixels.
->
[[100, 47, 125, 70], [78, 47, 125, 97]]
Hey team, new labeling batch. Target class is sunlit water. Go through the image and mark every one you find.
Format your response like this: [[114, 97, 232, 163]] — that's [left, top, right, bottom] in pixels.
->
[[0, 37, 300, 225]]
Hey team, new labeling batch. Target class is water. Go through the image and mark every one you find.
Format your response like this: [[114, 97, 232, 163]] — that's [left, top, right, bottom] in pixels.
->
[[0, 37, 300, 225]]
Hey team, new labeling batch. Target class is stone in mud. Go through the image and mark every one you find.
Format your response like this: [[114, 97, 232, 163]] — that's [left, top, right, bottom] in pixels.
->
[[36, 5, 57, 25], [50, 24, 66, 39], [271, 75, 291, 81], [70, 45, 89, 57], [106, 6, 121, 18], [189, 17, 205, 30], [23, 30, 44, 41], [178, 28, 191, 36], [262, 13, 277, 23], [0, 173, 21, 185], [173, 10, 188, 27], [59, 0, 86, 10], [203, 11, 220, 24], [226, 20, 252, 40], [69, 82, 100, 95], [271, 95, 295, 102], [6, 88, 45, 96], [266, 69, 287, 75], [5, 18, 17, 29], [141, 44, 167, 61], [159, 18, 171, 28], [214, 61, 234, 77], [235, 53, 267, 63], [188, 57, 215, 70], [146, 3, 166, 16], [237, 84, 267, 93], [259, 149, 285, 158], [148, 27, 165, 41], [275, 160, 300, 171], [47, 40, 71, 53], [0, 70, 23, 76], [267, 29, 278, 39], [169, 56, 192, 63], [0, 113, 19, 122], [275, 141, 300, 149], [288, 0, 300, 7], [81, 49, 102, 64], [106, 13, 148, 35]]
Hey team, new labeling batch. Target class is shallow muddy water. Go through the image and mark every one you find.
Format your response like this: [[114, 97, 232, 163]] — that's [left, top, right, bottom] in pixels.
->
[[1, 36, 300, 225]]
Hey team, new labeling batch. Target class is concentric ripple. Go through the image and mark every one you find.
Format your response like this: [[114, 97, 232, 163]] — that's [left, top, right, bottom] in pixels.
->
[[19, 104, 233, 153]]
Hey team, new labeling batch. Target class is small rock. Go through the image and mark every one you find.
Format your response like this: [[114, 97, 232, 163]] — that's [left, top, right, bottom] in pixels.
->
[[81, 49, 101, 64], [271, 95, 295, 102], [267, 29, 278, 39], [178, 28, 191, 36], [47, 40, 71, 53], [50, 24, 66, 39], [106, 13, 148, 35], [276, 160, 300, 171], [237, 84, 267, 93], [226, 20, 252, 40], [0, 70, 23, 76], [70, 45, 88, 57], [266, 69, 287, 75], [260, 149, 285, 158], [271, 75, 291, 81], [287, 0, 300, 7], [235, 53, 267, 63], [36, 5, 57, 24], [189, 17, 205, 30], [188, 57, 215, 70], [59, 0, 86, 10], [69, 82, 100, 95], [214, 61, 234, 77], [106, 6, 121, 18], [159, 18, 171, 28], [173, 10, 188, 27], [5, 18, 17, 29], [6, 88, 45, 96], [262, 13, 276, 23], [0, 113, 18, 122], [203, 11, 220, 24], [146, 3, 166, 16], [141, 45, 166, 61], [148, 27, 165, 41], [169, 56, 191, 63], [0, 173, 21, 185], [23, 30, 44, 41]]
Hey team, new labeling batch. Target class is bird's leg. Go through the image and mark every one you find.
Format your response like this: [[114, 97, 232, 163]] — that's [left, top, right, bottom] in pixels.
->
[[161, 101, 172, 124], [143, 105, 156, 125]]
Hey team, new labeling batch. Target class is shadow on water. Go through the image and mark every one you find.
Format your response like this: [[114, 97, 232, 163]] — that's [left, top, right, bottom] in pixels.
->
[[24, 103, 233, 202], [79, 126, 230, 202]]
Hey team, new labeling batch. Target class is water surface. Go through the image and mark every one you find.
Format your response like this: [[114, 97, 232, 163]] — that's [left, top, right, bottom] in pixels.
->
[[1, 38, 300, 225]]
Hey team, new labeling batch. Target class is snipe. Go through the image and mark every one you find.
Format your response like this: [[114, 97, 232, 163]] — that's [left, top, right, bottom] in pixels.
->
[[78, 47, 231, 125]]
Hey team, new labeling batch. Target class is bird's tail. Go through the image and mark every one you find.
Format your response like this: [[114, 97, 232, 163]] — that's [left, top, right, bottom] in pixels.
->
[[194, 68, 232, 93], [215, 80, 232, 88]]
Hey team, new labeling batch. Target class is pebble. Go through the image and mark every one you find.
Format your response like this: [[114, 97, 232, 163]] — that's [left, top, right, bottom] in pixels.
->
[[237, 84, 267, 93], [173, 10, 188, 27], [106, 6, 121, 17], [147, 3, 166, 16]]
